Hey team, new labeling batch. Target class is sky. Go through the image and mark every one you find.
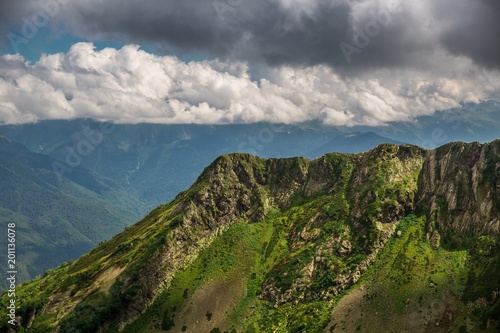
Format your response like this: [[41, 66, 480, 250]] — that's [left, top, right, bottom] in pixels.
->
[[0, 0, 499, 125]]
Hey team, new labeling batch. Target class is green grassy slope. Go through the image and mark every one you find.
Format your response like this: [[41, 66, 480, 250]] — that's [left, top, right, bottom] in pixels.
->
[[326, 215, 471, 332], [1, 141, 499, 333]]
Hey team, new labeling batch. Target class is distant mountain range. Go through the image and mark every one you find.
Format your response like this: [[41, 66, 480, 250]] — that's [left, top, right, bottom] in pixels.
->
[[3, 100, 500, 207], [0, 136, 145, 287], [346, 100, 500, 148], [311, 131, 404, 155], [0, 120, 350, 208]]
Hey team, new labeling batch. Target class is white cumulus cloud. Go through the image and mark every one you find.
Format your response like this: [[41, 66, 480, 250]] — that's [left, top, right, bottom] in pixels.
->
[[0, 42, 499, 125]]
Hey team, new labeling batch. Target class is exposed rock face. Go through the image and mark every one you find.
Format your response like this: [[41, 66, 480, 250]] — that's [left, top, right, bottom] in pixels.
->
[[261, 144, 427, 305], [3, 140, 500, 333], [417, 140, 500, 243]]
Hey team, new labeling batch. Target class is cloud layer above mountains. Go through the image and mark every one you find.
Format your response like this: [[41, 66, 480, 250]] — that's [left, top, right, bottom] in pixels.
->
[[1, 43, 498, 125], [0, 0, 499, 124]]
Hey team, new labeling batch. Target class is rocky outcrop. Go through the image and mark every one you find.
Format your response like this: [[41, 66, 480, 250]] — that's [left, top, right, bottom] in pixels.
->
[[261, 144, 426, 305], [417, 140, 500, 244]]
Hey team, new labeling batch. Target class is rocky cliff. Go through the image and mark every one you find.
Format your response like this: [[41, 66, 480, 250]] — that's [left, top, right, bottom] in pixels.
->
[[417, 141, 500, 243], [1, 140, 499, 333]]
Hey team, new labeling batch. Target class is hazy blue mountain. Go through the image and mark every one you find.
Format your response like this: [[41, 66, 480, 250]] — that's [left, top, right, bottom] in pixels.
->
[[0, 135, 146, 287], [347, 100, 500, 148], [2, 100, 499, 208], [311, 131, 405, 155], [0, 121, 349, 207]]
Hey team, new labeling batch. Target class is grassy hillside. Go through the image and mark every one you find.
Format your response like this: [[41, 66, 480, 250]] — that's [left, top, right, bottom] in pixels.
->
[[1, 141, 499, 332], [326, 215, 472, 332]]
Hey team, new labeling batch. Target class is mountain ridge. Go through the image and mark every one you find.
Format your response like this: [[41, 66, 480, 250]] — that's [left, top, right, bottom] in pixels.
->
[[0, 122, 407, 286], [1, 140, 499, 332]]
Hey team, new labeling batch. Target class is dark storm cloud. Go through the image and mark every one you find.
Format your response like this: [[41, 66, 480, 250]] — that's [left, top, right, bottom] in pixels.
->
[[47, 0, 498, 70], [95, 0, 418, 72], [63, 0, 395, 70], [0, 1, 28, 39], [432, 0, 500, 69], [62, 0, 351, 67], [0, 1, 26, 20], [0, 0, 68, 53], [2, 0, 500, 70]]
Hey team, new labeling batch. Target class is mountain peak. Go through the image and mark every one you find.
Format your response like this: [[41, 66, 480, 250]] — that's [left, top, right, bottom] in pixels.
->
[[2, 140, 500, 332]]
